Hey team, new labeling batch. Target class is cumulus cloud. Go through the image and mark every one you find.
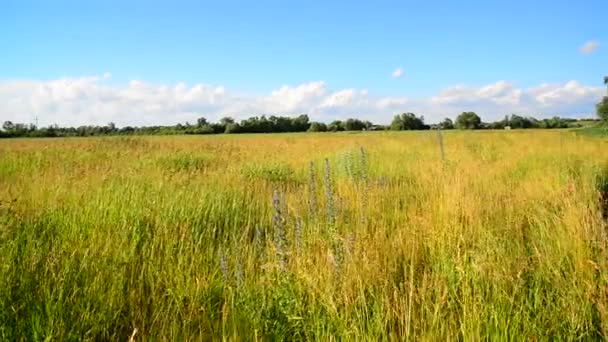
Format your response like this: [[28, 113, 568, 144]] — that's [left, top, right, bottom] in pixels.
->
[[0, 75, 603, 127], [391, 68, 404, 78], [425, 80, 603, 119], [580, 41, 599, 54], [265, 81, 327, 112], [377, 97, 408, 109]]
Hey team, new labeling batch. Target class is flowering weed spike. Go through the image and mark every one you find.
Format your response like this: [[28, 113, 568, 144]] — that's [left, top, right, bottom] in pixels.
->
[[308, 161, 318, 218], [272, 190, 287, 271], [437, 128, 446, 162], [219, 247, 229, 284], [295, 218, 303, 251], [324, 158, 336, 229]]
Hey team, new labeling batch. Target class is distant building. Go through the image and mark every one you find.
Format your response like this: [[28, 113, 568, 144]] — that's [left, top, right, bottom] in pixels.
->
[[504, 126, 511, 130]]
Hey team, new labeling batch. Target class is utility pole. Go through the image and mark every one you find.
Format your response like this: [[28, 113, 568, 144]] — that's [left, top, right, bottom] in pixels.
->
[[35, 116, 38, 129]]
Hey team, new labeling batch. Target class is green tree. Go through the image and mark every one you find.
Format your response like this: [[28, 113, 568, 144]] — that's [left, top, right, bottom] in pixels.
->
[[2, 121, 14, 131], [390, 113, 425, 130], [597, 97, 608, 122], [291, 114, 310, 132], [455, 112, 481, 129], [220, 117, 235, 125], [224, 122, 240, 134], [438, 118, 454, 129], [328, 120, 344, 132], [344, 118, 366, 131], [598, 76, 608, 122], [197, 117, 208, 127], [308, 122, 327, 132]]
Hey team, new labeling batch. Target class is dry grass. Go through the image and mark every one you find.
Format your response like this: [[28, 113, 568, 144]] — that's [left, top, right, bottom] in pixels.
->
[[1, 130, 608, 340]]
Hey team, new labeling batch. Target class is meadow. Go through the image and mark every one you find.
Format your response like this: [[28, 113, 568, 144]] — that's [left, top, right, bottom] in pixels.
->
[[1, 130, 608, 340]]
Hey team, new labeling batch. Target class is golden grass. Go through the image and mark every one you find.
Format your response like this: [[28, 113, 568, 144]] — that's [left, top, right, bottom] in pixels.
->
[[1, 130, 608, 340]]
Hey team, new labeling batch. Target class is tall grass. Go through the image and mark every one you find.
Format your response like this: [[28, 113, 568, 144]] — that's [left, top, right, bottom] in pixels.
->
[[1, 130, 608, 340]]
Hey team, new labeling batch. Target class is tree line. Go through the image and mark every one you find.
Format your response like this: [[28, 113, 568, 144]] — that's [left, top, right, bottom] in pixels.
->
[[0, 112, 598, 138]]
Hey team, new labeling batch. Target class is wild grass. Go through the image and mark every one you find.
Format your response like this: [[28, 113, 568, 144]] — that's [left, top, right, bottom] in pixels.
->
[[1, 130, 608, 340]]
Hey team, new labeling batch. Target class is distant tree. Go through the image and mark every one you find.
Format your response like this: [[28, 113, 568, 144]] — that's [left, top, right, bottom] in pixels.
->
[[486, 116, 507, 129], [604, 76, 608, 89], [197, 117, 208, 127], [509, 114, 526, 129], [197, 125, 215, 134], [220, 117, 235, 125], [209, 123, 225, 134], [438, 118, 454, 130], [328, 120, 345, 132], [344, 118, 366, 131], [455, 112, 481, 129], [224, 122, 241, 134], [291, 114, 310, 132], [597, 97, 608, 122], [120, 126, 135, 134], [390, 113, 425, 130], [2, 121, 14, 131], [308, 122, 328, 132]]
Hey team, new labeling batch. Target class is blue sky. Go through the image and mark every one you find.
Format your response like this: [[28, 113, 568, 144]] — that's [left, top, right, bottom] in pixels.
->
[[1, 0, 606, 126]]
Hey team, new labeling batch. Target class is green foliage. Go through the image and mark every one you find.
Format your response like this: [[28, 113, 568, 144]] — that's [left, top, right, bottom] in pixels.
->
[[455, 112, 481, 129], [597, 97, 608, 122], [2, 133, 608, 339], [0, 113, 597, 139], [328, 120, 345, 132], [242, 162, 298, 183], [390, 112, 427, 130], [225, 122, 241, 134], [439, 118, 454, 129], [308, 122, 328, 132], [344, 118, 367, 131], [197, 117, 208, 127], [238, 114, 310, 133], [158, 153, 210, 172]]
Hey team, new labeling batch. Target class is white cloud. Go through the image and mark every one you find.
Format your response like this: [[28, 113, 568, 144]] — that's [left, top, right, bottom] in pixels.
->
[[391, 68, 404, 78], [377, 97, 408, 109], [266, 81, 327, 112], [580, 41, 599, 55], [0, 75, 603, 127]]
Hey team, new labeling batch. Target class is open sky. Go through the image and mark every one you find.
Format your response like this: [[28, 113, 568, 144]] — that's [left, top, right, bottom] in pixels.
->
[[1, 0, 606, 126]]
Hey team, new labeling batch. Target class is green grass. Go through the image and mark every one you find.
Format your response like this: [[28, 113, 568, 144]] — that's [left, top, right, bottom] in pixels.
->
[[1, 130, 608, 340], [573, 124, 608, 137]]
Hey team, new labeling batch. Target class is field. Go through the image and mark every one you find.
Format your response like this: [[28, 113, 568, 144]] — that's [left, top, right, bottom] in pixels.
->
[[1, 130, 608, 340]]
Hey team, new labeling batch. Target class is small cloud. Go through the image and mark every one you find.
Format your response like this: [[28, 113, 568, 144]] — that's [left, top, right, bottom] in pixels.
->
[[103, 72, 112, 80], [580, 41, 599, 55], [391, 67, 404, 78], [377, 97, 408, 108]]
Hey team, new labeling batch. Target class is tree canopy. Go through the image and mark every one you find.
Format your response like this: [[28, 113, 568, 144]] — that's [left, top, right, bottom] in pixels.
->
[[598, 97, 608, 122], [0, 112, 595, 138], [390, 113, 428, 130], [455, 112, 482, 129]]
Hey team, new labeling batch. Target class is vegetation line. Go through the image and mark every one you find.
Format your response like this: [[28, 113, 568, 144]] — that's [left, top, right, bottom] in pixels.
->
[[1, 112, 599, 138]]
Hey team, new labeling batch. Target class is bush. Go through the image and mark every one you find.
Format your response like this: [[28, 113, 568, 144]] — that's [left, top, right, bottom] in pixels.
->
[[597, 97, 608, 122], [390, 113, 426, 130], [308, 122, 328, 132], [455, 112, 481, 129]]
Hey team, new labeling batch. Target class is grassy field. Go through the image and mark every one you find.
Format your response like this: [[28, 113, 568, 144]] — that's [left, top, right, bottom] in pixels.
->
[[1, 130, 608, 340]]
